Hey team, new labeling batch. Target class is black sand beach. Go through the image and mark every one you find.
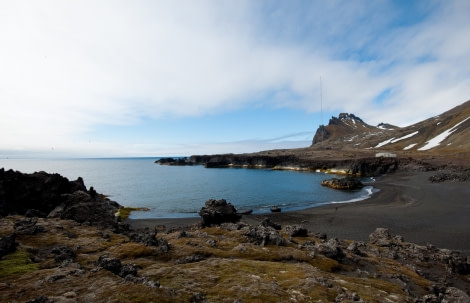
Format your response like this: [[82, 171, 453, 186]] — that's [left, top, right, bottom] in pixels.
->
[[128, 171, 470, 254]]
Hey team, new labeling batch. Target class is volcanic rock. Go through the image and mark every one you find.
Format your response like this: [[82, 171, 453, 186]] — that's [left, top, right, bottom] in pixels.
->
[[0, 169, 123, 230], [321, 177, 364, 190], [241, 224, 286, 246], [0, 234, 17, 258], [284, 225, 309, 237], [198, 199, 241, 226]]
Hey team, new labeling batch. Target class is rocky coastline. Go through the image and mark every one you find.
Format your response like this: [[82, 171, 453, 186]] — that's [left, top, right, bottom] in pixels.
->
[[156, 152, 442, 177], [1, 168, 470, 301]]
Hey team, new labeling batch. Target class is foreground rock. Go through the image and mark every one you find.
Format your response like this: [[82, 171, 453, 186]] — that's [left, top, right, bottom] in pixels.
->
[[321, 176, 364, 190], [0, 169, 123, 230], [1, 215, 469, 302], [198, 199, 241, 226]]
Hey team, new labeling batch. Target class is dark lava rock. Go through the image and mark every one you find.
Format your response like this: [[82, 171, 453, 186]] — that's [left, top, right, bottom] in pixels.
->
[[51, 246, 75, 263], [315, 238, 345, 261], [369, 227, 404, 247], [96, 254, 137, 277], [259, 217, 281, 230], [0, 169, 122, 230], [284, 225, 309, 237], [14, 217, 46, 235], [241, 225, 286, 246], [321, 177, 364, 190], [0, 169, 86, 217], [129, 228, 170, 252], [0, 234, 17, 258], [96, 255, 123, 275], [57, 190, 121, 229], [26, 296, 55, 303], [429, 171, 470, 183], [198, 199, 241, 226], [119, 263, 138, 278]]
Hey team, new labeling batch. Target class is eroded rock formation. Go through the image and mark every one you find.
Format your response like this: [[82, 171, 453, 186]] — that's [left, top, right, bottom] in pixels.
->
[[0, 169, 123, 229]]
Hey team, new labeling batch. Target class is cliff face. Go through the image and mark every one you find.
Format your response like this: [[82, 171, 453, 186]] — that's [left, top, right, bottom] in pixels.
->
[[185, 154, 426, 176]]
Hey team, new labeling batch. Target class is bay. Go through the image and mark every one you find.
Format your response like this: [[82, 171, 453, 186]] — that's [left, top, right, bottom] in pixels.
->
[[0, 158, 376, 219]]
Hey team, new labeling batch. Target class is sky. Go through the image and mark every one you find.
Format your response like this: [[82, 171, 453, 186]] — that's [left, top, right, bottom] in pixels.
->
[[1, 0, 470, 158]]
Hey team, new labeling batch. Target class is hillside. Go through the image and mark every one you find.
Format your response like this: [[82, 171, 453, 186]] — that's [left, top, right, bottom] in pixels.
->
[[311, 100, 470, 158]]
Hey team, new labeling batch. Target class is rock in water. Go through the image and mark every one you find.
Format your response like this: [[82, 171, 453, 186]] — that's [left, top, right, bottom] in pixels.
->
[[321, 177, 364, 190], [198, 199, 241, 226]]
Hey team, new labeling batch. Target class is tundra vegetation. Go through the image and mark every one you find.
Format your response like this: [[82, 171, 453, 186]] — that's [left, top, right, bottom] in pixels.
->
[[1, 215, 469, 302]]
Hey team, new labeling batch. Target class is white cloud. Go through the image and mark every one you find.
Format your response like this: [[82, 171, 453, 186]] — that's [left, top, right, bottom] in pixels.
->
[[1, 1, 469, 156]]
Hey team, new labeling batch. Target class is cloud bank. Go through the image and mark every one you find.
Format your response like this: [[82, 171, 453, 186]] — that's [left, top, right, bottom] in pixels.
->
[[1, 1, 469, 156]]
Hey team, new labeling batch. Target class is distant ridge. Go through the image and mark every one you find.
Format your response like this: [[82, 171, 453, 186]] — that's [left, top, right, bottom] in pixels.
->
[[311, 100, 470, 156]]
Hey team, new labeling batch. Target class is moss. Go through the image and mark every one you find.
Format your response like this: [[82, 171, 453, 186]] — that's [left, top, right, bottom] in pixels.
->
[[0, 250, 40, 277], [116, 207, 147, 220], [110, 242, 156, 259]]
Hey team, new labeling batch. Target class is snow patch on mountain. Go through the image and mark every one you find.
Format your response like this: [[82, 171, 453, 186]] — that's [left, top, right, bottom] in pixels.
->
[[403, 143, 418, 150], [391, 131, 419, 143], [374, 138, 395, 148], [372, 131, 419, 148], [418, 116, 470, 151]]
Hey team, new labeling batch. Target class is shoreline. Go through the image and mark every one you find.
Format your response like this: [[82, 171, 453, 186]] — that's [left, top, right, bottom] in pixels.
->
[[127, 171, 470, 255]]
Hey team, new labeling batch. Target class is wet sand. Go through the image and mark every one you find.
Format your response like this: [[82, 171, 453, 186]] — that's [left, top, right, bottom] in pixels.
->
[[128, 171, 470, 254]]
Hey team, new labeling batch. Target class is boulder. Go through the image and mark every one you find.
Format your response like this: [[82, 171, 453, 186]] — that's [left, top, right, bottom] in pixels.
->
[[57, 190, 122, 229], [198, 199, 241, 226], [129, 228, 170, 252], [95, 255, 138, 278], [316, 238, 344, 261], [0, 234, 17, 258], [321, 177, 364, 190], [369, 228, 404, 247], [241, 225, 286, 246], [259, 218, 281, 230], [284, 225, 309, 237], [51, 246, 75, 263], [14, 217, 46, 235], [95, 255, 123, 275]]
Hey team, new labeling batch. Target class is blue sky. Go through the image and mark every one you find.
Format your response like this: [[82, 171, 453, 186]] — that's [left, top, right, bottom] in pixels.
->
[[1, 1, 470, 157]]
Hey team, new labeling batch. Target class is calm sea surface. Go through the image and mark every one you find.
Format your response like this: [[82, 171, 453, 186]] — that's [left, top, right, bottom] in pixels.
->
[[0, 158, 377, 218]]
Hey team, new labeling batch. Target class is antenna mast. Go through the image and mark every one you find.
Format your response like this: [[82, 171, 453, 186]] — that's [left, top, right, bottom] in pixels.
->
[[320, 76, 323, 150]]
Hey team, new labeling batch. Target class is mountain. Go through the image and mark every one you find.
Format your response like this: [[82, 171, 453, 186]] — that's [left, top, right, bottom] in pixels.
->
[[311, 100, 470, 157]]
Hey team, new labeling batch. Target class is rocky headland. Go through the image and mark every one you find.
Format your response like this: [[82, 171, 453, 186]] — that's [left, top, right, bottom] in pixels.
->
[[1, 169, 470, 302]]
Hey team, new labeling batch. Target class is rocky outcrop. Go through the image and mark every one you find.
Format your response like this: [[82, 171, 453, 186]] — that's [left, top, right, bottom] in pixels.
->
[[0, 169, 123, 229], [155, 157, 193, 166], [198, 199, 241, 226], [321, 177, 364, 190], [429, 170, 470, 182], [284, 225, 308, 237], [184, 154, 417, 176], [129, 227, 171, 252], [0, 234, 17, 258], [0, 169, 86, 217], [241, 224, 286, 246], [369, 227, 403, 246], [95, 254, 138, 278]]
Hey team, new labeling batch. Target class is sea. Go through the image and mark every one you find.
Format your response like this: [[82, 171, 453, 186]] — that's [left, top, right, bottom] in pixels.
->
[[0, 157, 378, 219]]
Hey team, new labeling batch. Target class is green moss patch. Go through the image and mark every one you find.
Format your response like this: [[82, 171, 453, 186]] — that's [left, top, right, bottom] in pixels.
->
[[0, 250, 40, 277], [116, 207, 149, 220]]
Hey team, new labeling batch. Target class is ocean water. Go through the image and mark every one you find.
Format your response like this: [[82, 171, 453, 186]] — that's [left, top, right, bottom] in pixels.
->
[[0, 158, 377, 219]]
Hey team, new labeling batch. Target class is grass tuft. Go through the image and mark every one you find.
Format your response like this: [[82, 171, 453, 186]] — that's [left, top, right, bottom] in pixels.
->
[[0, 250, 40, 277]]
